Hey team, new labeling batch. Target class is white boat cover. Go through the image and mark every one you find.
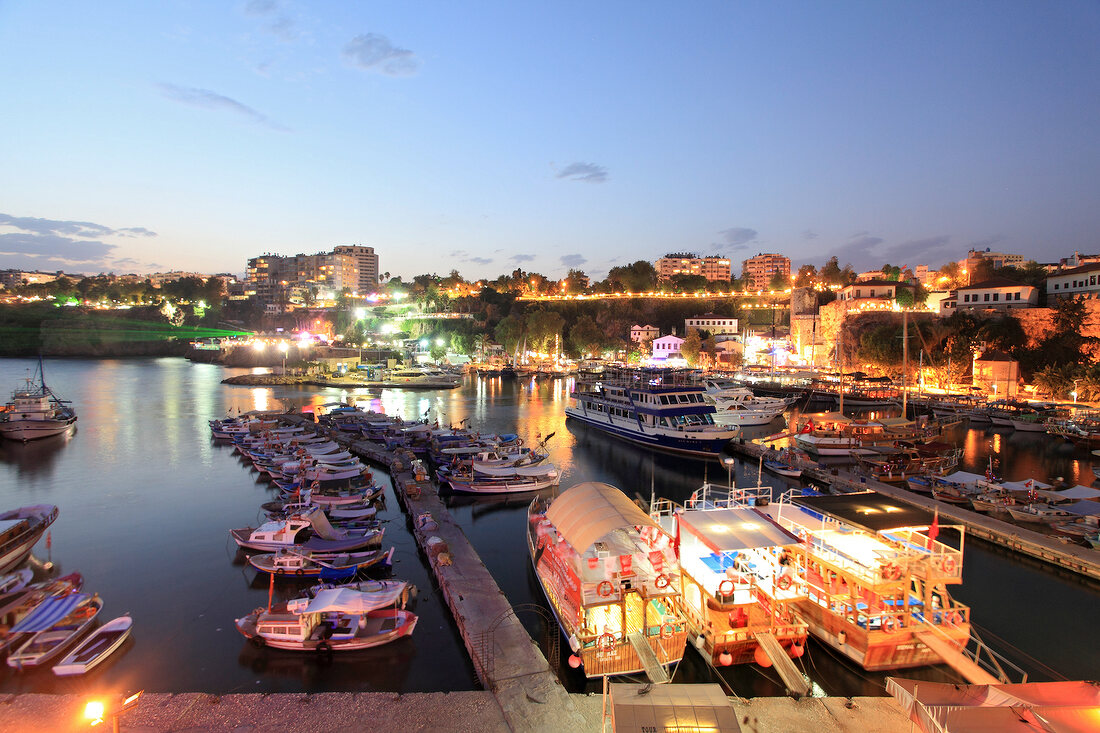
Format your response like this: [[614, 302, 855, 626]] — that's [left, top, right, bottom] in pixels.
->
[[293, 587, 398, 615], [304, 507, 346, 540], [11, 593, 89, 633], [1000, 478, 1053, 492], [940, 471, 987, 487], [678, 507, 800, 552], [886, 676, 1100, 733], [544, 482, 661, 553], [473, 463, 557, 478], [1057, 485, 1100, 500]]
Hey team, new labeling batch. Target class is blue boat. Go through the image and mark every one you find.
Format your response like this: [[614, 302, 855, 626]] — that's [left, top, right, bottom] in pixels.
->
[[565, 367, 738, 458]]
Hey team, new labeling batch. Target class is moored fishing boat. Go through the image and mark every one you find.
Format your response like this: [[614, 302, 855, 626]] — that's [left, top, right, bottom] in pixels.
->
[[248, 547, 395, 579], [52, 615, 132, 676], [7, 593, 103, 670], [0, 504, 59, 573], [527, 482, 689, 680], [230, 508, 383, 553], [565, 367, 738, 458], [440, 463, 560, 495], [0, 360, 77, 442], [650, 486, 810, 669], [234, 588, 417, 652]]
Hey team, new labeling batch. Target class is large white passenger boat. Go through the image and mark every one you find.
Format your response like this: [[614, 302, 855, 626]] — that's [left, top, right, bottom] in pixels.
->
[[565, 368, 738, 457], [527, 482, 688, 681]]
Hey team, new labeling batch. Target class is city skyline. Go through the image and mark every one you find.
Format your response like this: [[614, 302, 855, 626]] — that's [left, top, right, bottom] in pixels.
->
[[1, 2, 1098, 280]]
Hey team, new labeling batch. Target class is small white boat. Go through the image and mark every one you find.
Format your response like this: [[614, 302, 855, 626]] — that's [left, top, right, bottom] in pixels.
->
[[0, 360, 77, 442], [0, 504, 60, 573], [52, 615, 132, 676]]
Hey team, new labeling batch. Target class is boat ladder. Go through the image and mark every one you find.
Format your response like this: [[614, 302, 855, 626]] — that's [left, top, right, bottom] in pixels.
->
[[753, 632, 810, 697], [914, 623, 1027, 685], [626, 632, 670, 685]]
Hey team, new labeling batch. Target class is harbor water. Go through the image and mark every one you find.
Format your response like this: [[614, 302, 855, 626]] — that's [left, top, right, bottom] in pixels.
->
[[0, 358, 1097, 697]]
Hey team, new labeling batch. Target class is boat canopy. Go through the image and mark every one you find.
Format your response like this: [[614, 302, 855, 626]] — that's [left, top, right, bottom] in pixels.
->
[[941, 471, 987, 487], [545, 482, 661, 553], [1064, 500, 1100, 517], [812, 411, 852, 424], [792, 492, 933, 532], [678, 507, 800, 554], [1000, 479, 1053, 492], [11, 593, 90, 633], [886, 677, 1100, 733], [1057, 485, 1100, 500], [877, 417, 914, 427]]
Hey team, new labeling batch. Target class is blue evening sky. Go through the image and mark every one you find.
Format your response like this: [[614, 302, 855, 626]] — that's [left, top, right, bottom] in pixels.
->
[[1, 1, 1098, 280]]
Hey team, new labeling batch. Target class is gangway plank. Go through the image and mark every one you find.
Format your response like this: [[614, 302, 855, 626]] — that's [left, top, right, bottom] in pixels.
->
[[627, 632, 670, 685], [915, 630, 1000, 685], [754, 631, 811, 697]]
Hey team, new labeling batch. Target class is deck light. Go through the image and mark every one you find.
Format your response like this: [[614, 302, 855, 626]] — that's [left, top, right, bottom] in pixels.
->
[[84, 700, 105, 725]]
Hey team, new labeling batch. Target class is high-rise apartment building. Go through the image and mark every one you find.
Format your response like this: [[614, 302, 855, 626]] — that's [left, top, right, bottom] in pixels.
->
[[245, 248, 365, 307], [334, 245, 380, 292], [741, 253, 791, 290], [655, 253, 731, 282]]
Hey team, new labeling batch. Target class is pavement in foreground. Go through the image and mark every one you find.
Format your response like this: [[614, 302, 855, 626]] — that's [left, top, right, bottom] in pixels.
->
[[0, 692, 911, 732]]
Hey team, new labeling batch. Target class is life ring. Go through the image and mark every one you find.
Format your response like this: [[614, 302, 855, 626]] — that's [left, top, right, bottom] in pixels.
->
[[655, 574, 671, 590], [597, 580, 615, 598], [596, 633, 616, 651], [883, 616, 896, 633], [276, 568, 286, 575], [316, 641, 333, 655], [295, 568, 305, 576], [949, 611, 962, 625], [883, 563, 902, 581], [717, 579, 735, 597], [777, 575, 793, 591], [941, 557, 957, 574], [660, 622, 675, 640]]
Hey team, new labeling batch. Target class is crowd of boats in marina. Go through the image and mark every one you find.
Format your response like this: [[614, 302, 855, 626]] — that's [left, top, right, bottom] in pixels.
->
[[0, 504, 131, 675]]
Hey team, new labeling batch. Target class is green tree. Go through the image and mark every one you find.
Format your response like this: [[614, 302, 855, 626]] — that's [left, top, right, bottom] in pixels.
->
[[820, 257, 843, 285], [567, 315, 603, 358], [767, 270, 790, 291], [494, 314, 525, 355], [680, 328, 703, 366], [667, 274, 709, 293], [526, 309, 566, 354], [793, 264, 817, 288], [563, 269, 589, 295], [606, 261, 659, 293]]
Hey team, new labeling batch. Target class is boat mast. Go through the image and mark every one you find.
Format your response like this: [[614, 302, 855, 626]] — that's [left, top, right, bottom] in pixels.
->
[[838, 325, 844, 415], [902, 309, 908, 417]]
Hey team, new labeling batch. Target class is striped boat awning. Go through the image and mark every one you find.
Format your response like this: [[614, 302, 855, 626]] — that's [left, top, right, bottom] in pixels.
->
[[11, 593, 89, 633]]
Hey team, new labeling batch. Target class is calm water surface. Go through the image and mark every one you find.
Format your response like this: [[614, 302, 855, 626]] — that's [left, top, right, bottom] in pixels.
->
[[0, 359, 1097, 698]]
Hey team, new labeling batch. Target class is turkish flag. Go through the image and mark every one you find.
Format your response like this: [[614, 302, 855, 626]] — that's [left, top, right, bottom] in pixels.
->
[[799, 419, 814, 434], [927, 510, 939, 549]]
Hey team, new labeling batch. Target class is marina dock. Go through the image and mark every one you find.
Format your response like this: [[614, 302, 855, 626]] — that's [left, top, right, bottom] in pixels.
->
[[281, 415, 589, 732], [728, 439, 1100, 583]]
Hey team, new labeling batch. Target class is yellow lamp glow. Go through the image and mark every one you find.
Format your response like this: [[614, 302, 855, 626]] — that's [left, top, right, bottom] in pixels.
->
[[84, 700, 105, 725]]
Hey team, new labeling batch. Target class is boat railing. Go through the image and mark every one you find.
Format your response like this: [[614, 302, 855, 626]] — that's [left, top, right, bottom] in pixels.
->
[[686, 483, 771, 510], [916, 610, 1028, 684]]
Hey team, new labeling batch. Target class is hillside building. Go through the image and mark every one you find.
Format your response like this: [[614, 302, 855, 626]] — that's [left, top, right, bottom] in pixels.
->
[[741, 253, 791, 290]]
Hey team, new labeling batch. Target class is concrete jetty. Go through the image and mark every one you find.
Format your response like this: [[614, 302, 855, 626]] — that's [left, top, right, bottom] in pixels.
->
[[0, 691, 912, 732], [729, 439, 1100, 582], [286, 416, 589, 732]]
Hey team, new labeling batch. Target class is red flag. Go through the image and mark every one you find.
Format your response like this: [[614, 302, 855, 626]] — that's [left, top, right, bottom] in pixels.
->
[[799, 419, 814, 434], [927, 509, 939, 548]]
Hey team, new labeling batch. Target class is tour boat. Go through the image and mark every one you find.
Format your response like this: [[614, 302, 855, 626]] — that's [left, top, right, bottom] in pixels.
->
[[853, 445, 962, 485], [0, 361, 77, 442], [701, 382, 789, 428], [1006, 504, 1079, 525], [235, 588, 417, 652], [248, 547, 395, 579], [650, 487, 810, 669], [0, 504, 59, 573], [794, 413, 951, 457], [726, 488, 973, 673], [565, 367, 739, 458], [527, 482, 689, 680], [52, 615, 132, 676], [7, 593, 103, 670]]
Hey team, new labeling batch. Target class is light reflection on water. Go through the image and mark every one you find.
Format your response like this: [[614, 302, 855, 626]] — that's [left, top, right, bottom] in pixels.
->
[[0, 361, 1097, 698]]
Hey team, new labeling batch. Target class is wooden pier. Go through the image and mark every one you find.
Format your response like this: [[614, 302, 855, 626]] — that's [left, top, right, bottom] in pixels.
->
[[284, 417, 589, 732], [728, 439, 1100, 583]]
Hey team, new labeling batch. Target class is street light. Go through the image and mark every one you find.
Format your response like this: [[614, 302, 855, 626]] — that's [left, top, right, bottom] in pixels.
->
[[723, 457, 735, 488], [85, 691, 143, 732], [1073, 378, 1080, 405]]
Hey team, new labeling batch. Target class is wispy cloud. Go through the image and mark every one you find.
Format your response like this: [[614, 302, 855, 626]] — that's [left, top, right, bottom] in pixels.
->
[[560, 254, 587, 267], [556, 162, 608, 183], [0, 213, 159, 271], [511, 254, 536, 263], [468, 257, 492, 265], [158, 83, 290, 131], [450, 249, 493, 266], [343, 34, 419, 76], [802, 229, 819, 240], [968, 235, 1004, 251]]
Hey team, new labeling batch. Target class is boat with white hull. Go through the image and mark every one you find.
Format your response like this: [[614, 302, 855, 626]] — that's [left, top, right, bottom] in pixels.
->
[[0, 505, 59, 573], [52, 615, 132, 676], [566, 367, 738, 458], [0, 361, 77, 442]]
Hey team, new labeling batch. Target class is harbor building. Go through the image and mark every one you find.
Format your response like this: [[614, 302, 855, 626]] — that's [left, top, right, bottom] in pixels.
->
[[630, 324, 660, 343], [245, 249, 364, 309], [741, 253, 791, 290], [943, 278, 1038, 313], [1046, 263, 1100, 300], [684, 314, 738, 337]]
